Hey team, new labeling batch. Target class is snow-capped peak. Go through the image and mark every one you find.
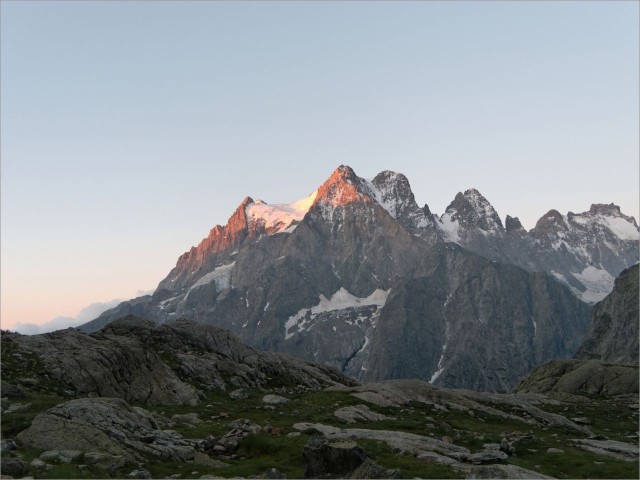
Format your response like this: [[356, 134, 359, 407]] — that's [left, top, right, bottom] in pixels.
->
[[367, 170, 415, 219], [245, 190, 318, 234], [461, 188, 504, 231], [440, 188, 504, 236]]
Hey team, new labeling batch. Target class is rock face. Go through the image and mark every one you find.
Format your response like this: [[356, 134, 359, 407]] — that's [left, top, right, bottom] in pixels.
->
[[2, 327, 200, 406], [513, 359, 639, 397], [15, 398, 195, 462], [515, 265, 639, 397], [2, 317, 355, 405], [80, 165, 636, 392], [576, 264, 639, 364], [350, 251, 590, 392]]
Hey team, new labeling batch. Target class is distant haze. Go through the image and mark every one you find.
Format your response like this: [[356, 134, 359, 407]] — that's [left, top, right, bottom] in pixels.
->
[[1, 1, 638, 331]]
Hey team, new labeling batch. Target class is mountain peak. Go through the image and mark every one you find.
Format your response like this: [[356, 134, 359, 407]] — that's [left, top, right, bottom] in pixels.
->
[[313, 165, 373, 210], [589, 203, 622, 217], [533, 209, 567, 232], [369, 170, 415, 218], [444, 188, 504, 232]]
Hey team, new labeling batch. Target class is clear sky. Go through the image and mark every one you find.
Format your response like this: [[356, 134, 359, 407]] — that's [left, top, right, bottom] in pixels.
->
[[2, 1, 638, 332]]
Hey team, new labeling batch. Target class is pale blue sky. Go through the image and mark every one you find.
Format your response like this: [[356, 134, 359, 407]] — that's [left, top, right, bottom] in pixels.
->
[[2, 1, 638, 330]]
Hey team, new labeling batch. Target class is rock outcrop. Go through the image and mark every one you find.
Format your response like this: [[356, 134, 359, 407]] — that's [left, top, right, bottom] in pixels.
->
[[327, 379, 591, 434], [302, 436, 400, 479], [15, 398, 195, 462], [576, 264, 639, 364], [2, 316, 356, 406], [513, 359, 639, 397]]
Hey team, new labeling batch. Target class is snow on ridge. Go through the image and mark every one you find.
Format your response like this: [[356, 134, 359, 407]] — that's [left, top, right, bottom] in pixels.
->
[[600, 216, 639, 241], [284, 287, 390, 340], [245, 191, 317, 234], [567, 210, 638, 241]]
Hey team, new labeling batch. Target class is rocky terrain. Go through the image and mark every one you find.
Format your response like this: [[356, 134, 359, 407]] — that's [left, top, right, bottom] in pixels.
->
[[76, 165, 635, 393], [1, 317, 355, 407], [1, 321, 638, 479]]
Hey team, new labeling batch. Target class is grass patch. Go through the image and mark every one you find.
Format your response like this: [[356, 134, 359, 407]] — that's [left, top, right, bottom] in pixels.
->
[[358, 439, 463, 479], [509, 441, 639, 479], [1, 393, 66, 438]]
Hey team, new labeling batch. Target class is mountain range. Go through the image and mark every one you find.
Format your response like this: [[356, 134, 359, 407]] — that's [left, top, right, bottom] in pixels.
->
[[81, 166, 639, 392]]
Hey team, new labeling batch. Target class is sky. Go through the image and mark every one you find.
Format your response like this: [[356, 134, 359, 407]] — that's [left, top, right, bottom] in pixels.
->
[[2, 1, 638, 333]]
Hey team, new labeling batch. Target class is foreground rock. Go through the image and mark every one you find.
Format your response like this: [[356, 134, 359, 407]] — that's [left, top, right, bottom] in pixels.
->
[[2, 317, 356, 406], [294, 423, 549, 478], [16, 397, 195, 463], [2, 328, 199, 405], [569, 438, 639, 462], [302, 436, 400, 479], [328, 379, 591, 434], [514, 359, 639, 397], [333, 404, 394, 424]]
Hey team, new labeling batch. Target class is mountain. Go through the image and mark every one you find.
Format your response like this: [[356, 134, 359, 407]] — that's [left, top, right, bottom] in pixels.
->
[[436, 190, 639, 303], [81, 165, 637, 392], [514, 265, 639, 397]]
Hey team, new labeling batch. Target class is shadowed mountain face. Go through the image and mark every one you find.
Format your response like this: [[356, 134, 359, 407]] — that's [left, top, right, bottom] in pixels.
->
[[81, 166, 637, 392], [575, 264, 639, 365], [514, 265, 639, 398]]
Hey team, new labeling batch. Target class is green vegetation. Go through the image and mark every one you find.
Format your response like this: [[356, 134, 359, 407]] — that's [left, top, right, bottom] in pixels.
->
[[2, 333, 638, 479], [358, 439, 463, 478]]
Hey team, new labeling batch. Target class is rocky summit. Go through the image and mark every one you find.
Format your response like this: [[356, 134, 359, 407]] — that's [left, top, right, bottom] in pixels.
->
[[2, 318, 639, 479], [79, 165, 637, 392]]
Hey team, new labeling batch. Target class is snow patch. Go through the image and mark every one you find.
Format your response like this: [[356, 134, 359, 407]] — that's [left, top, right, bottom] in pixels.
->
[[602, 216, 639, 241], [263, 302, 270, 312], [429, 339, 448, 384], [158, 295, 179, 310], [572, 266, 615, 303], [284, 288, 390, 340], [187, 262, 235, 298], [438, 213, 461, 243]]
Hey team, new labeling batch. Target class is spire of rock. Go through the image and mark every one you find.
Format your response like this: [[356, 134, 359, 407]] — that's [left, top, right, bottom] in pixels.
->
[[505, 215, 525, 234]]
